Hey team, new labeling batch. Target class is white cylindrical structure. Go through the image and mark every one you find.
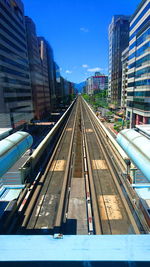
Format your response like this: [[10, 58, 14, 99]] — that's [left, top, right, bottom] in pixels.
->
[[0, 131, 33, 177], [117, 129, 150, 181]]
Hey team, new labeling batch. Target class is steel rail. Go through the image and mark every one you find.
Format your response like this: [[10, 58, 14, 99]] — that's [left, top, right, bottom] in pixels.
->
[[81, 101, 94, 234], [82, 103, 111, 234], [54, 99, 79, 229], [80, 103, 102, 235], [94, 121, 149, 233], [82, 98, 129, 172], [83, 98, 150, 234], [62, 100, 81, 225], [61, 99, 93, 234], [20, 102, 77, 229], [30, 100, 76, 169], [82, 99, 141, 234]]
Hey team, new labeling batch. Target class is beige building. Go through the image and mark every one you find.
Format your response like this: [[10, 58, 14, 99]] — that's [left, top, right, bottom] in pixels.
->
[[121, 47, 129, 109]]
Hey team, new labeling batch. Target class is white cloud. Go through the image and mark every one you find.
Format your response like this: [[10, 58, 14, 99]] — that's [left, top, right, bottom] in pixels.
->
[[87, 67, 103, 72], [80, 27, 89, 33], [82, 64, 89, 68], [65, 70, 72, 74]]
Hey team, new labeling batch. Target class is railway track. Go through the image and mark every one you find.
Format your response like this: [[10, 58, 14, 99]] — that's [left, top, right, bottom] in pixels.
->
[[17, 100, 77, 233], [15, 96, 145, 235], [81, 99, 140, 234]]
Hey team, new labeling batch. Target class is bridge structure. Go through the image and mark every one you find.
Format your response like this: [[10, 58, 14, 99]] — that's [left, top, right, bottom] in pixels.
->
[[0, 96, 150, 266]]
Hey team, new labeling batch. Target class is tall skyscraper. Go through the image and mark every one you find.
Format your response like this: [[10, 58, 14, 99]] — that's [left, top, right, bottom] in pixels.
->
[[38, 38, 56, 111], [121, 47, 129, 109], [46, 41, 56, 110], [86, 77, 93, 95], [54, 62, 62, 105], [126, 0, 150, 127], [38, 37, 52, 115], [25, 17, 50, 120], [108, 15, 130, 106], [0, 0, 33, 128]]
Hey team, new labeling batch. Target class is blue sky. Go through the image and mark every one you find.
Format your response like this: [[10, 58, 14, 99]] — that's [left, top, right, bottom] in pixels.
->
[[23, 0, 141, 84]]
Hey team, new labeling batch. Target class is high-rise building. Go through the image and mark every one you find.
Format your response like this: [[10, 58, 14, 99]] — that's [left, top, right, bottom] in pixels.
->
[[86, 77, 93, 95], [121, 47, 129, 109], [68, 81, 75, 96], [126, 0, 150, 127], [54, 62, 63, 105], [0, 0, 33, 129], [25, 17, 51, 120], [38, 38, 57, 111], [64, 79, 70, 96], [38, 37, 52, 114], [46, 41, 56, 110], [86, 73, 108, 95], [108, 15, 130, 106]]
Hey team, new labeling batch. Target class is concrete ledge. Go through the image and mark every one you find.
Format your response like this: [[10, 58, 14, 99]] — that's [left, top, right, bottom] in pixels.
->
[[0, 235, 150, 262]]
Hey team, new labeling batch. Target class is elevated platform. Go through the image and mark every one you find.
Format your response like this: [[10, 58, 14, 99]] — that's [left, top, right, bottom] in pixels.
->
[[0, 235, 150, 266]]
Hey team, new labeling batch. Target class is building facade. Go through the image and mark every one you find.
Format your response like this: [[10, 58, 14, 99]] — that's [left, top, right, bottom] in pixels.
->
[[38, 37, 52, 115], [0, 0, 33, 128], [121, 47, 129, 109], [25, 17, 51, 120], [126, 0, 150, 127], [68, 81, 75, 96], [86, 77, 93, 95], [86, 73, 108, 95], [54, 62, 62, 106], [45, 41, 56, 110], [108, 15, 130, 106]]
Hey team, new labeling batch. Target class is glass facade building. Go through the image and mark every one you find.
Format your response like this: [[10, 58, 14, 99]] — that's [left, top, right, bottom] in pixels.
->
[[108, 15, 130, 106], [126, 0, 150, 126], [0, 0, 33, 129], [25, 17, 51, 120], [38, 37, 52, 114], [37, 38, 57, 111], [55, 62, 63, 105], [45, 41, 56, 110]]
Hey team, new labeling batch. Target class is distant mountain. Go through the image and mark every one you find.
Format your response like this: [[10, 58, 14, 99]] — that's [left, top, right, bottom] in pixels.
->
[[75, 81, 86, 93]]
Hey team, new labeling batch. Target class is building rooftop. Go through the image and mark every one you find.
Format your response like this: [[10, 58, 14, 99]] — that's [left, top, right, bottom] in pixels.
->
[[0, 128, 12, 141], [136, 125, 150, 138], [135, 187, 150, 200], [0, 185, 24, 201], [111, 15, 131, 24]]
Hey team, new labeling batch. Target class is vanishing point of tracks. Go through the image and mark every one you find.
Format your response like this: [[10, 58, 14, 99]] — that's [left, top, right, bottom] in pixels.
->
[[19, 97, 141, 235]]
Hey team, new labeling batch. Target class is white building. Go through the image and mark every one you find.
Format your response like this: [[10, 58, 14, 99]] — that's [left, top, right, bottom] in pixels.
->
[[86, 73, 108, 95], [121, 47, 129, 109], [126, 0, 150, 127]]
